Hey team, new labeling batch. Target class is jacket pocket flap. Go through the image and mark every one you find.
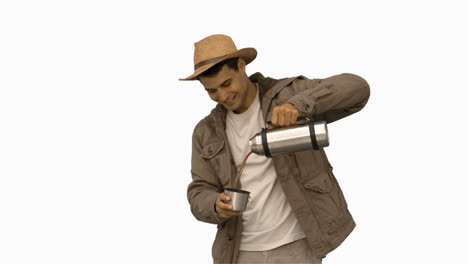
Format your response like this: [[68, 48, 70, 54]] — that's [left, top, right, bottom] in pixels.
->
[[200, 141, 225, 159], [303, 172, 332, 193]]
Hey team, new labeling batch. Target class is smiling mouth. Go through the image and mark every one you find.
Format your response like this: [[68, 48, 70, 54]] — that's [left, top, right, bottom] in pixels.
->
[[225, 94, 236, 104]]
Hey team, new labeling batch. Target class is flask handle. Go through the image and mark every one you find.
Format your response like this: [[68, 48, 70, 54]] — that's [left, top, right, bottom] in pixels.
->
[[264, 116, 311, 128]]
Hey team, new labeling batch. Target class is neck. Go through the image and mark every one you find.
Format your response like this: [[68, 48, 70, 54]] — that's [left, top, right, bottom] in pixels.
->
[[234, 78, 257, 114], [247, 79, 257, 100]]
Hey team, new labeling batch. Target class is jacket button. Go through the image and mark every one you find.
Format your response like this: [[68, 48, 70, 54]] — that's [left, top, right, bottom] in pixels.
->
[[227, 235, 233, 241], [305, 104, 310, 111]]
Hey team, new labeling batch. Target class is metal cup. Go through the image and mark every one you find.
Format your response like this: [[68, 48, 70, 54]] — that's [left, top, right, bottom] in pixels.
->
[[224, 188, 250, 212]]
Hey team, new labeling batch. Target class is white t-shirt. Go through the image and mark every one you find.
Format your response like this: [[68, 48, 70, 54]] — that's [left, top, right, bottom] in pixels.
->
[[225, 85, 305, 251]]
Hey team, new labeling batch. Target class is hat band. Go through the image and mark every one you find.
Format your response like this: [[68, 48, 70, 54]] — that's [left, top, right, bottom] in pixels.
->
[[194, 55, 226, 70]]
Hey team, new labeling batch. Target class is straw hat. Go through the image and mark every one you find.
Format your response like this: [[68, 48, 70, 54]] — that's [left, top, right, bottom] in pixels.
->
[[179, 34, 257, 81]]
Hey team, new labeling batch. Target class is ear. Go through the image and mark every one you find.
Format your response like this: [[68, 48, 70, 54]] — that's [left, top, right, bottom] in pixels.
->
[[237, 57, 246, 72]]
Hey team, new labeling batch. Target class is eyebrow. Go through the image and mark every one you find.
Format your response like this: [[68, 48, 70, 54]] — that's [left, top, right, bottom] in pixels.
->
[[205, 78, 231, 91]]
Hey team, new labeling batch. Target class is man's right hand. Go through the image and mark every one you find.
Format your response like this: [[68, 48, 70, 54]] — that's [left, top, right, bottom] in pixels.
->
[[215, 193, 242, 219]]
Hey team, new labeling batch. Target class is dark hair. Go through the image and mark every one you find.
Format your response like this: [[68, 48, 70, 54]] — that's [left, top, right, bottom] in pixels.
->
[[199, 57, 239, 78]]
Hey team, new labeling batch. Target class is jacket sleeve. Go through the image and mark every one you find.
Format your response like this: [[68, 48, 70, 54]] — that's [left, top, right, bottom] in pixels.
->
[[187, 125, 226, 225], [286, 73, 370, 123]]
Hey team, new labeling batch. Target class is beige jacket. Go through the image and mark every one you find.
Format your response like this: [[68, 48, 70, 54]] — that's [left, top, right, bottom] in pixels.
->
[[188, 72, 370, 263]]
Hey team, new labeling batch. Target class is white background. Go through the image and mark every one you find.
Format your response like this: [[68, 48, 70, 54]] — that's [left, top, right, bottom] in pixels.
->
[[1, 0, 467, 263]]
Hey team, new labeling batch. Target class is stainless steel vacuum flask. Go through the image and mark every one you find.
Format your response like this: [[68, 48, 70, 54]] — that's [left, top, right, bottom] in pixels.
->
[[249, 119, 329, 157]]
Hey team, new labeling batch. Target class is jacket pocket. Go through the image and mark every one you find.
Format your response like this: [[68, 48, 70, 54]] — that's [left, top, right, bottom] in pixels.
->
[[303, 167, 350, 235], [200, 140, 230, 187], [200, 141, 224, 159]]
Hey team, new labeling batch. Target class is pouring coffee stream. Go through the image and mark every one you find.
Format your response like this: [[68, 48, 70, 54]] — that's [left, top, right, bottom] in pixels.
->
[[233, 151, 253, 188]]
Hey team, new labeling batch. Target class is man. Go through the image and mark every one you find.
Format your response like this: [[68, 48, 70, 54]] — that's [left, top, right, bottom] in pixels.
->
[[180, 34, 370, 264]]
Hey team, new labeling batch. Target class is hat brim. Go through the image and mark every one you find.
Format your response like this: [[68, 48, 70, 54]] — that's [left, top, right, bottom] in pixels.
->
[[179, 48, 257, 81]]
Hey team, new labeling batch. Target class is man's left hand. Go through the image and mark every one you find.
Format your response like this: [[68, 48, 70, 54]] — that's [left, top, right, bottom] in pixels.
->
[[270, 103, 300, 128]]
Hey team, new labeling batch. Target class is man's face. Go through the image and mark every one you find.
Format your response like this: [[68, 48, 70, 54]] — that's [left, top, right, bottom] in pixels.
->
[[199, 60, 253, 114]]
